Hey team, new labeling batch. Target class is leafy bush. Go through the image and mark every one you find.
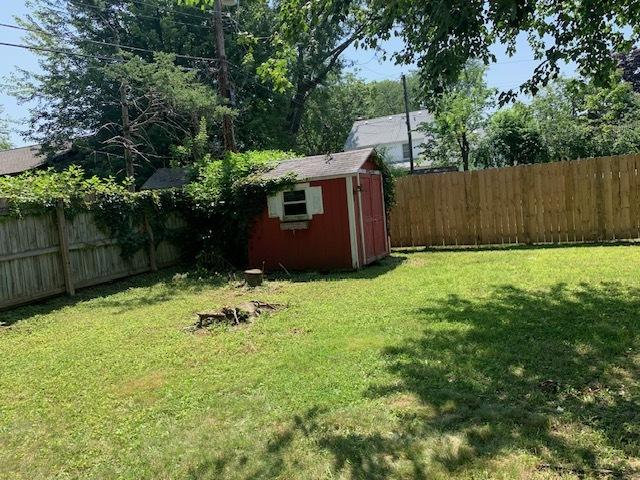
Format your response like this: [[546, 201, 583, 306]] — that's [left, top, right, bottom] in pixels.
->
[[183, 150, 297, 268]]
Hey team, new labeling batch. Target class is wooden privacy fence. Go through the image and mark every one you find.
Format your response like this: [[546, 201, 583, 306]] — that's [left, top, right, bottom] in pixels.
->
[[0, 201, 184, 310], [390, 154, 640, 248]]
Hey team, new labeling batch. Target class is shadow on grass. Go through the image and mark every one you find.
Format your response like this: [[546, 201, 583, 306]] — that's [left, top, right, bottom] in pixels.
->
[[362, 281, 640, 477], [0, 266, 227, 326], [273, 254, 406, 283], [189, 282, 640, 479], [1, 256, 404, 327]]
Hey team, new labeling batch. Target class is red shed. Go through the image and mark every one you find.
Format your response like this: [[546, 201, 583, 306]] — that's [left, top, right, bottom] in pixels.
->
[[248, 148, 389, 271]]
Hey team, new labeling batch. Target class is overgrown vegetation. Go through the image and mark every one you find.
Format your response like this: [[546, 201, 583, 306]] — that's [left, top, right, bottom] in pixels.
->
[[1, 246, 639, 478], [0, 166, 182, 260], [0, 166, 132, 215], [184, 149, 297, 268], [0, 150, 304, 267]]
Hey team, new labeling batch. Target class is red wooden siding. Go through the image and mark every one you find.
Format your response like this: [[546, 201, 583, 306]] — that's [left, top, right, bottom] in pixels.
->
[[248, 178, 353, 271], [358, 172, 388, 263]]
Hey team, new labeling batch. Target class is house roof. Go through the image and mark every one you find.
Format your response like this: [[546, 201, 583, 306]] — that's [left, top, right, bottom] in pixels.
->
[[141, 167, 189, 190], [0, 144, 48, 175], [263, 148, 377, 181], [344, 110, 432, 151]]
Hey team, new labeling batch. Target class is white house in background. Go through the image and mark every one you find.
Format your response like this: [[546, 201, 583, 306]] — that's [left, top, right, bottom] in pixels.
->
[[344, 110, 432, 168]]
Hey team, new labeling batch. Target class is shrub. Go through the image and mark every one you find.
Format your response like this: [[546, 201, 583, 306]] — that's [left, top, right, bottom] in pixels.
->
[[183, 150, 297, 268]]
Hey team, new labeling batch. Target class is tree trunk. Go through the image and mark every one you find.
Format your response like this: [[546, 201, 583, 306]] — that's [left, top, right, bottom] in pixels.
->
[[286, 47, 308, 137], [461, 131, 470, 171], [287, 90, 307, 136]]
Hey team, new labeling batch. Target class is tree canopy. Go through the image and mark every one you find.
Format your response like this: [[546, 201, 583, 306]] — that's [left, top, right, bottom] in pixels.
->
[[427, 73, 640, 170], [421, 62, 494, 171], [272, 0, 640, 104]]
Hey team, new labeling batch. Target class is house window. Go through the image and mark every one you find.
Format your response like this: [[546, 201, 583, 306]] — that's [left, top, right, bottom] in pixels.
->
[[283, 189, 308, 219], [402, 143, 411, 160]]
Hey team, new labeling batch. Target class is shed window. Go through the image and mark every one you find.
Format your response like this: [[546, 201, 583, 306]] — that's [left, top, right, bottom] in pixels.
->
[[402, 143, 411, 160], [283, 190, 308, 219]]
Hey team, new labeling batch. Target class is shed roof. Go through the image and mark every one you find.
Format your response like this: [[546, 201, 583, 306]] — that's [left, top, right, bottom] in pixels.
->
[[263, 148, 377, 181], [0, 144, 48, 175], [141, 167, 188, 190], [344, 110, 432, 150]]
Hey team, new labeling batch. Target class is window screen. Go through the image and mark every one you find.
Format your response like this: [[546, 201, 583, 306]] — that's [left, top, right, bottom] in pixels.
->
[[283, 189, 307, 218]]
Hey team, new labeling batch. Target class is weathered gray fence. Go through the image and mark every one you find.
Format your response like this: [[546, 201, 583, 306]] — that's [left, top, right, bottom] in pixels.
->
[[0, 201, 184, 310]]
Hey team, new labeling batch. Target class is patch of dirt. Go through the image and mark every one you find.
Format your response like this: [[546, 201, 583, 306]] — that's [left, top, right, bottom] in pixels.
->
[[187, 300, 284, 332]]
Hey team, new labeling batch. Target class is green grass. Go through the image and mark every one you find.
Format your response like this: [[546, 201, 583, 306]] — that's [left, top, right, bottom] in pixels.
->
[[1, 245, 639, 479]]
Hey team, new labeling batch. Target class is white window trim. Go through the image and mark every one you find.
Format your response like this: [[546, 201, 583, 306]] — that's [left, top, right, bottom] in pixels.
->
[[268, 183, 323, 222]]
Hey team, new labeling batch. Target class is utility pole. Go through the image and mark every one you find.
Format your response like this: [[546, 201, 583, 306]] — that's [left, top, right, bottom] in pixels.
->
[[120, 80, 136, 192], [401, 73, 414, 174], [213, 0, 237, 152]]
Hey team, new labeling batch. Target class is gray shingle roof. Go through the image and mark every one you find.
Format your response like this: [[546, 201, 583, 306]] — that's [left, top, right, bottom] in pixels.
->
[[263, 148, 377, 181], [0, 145, 48, 175], [344, 110, 432, 150], [141, 167, 189, 190]]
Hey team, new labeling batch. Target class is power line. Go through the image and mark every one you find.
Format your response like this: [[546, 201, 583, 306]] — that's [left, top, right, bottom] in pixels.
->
[[118, 0, 212, 21], [0, 40, 117, 62], [65, 0, 211, 30], [0, 22, 217, 63]]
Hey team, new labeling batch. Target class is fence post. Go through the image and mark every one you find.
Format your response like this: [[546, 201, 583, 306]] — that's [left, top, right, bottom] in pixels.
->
[[55, 199, 75, 296], [144, 213, 158, 272]]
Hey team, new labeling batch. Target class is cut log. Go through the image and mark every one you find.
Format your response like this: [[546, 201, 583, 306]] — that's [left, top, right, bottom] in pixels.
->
[[194, 300, 283, 329]]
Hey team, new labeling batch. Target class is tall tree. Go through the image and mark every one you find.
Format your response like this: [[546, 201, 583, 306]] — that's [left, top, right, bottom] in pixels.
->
[[100, 53, 226, 186], [365, 73, 421, 118], [180, 0, 370, 143], [11, 0, 227, 179], [530, 75, 640, 160], [296, 74, 370, 154], [475, 103, 549, 168], [275, 0, 640, 104], [421, 62, 494, 171]]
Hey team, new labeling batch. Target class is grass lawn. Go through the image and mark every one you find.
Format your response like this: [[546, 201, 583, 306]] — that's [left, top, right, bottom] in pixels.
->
[[1, 245, 639, 479]]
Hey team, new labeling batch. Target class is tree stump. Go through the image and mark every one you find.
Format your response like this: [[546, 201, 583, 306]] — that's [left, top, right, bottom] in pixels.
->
[[244, 269, 264, 287]]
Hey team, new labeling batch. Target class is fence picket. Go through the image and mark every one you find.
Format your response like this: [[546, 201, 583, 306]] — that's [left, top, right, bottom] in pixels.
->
[[390, 154, 640, 248], [0, 206, 185, 310]]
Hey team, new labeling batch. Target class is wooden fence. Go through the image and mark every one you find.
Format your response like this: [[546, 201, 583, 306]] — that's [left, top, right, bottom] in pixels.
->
[[390, 154, 640, 248], [0, 201, 184, 310]]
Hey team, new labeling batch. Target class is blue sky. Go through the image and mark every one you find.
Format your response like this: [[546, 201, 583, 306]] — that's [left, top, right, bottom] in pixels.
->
[[0, 3, 576, 147]]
